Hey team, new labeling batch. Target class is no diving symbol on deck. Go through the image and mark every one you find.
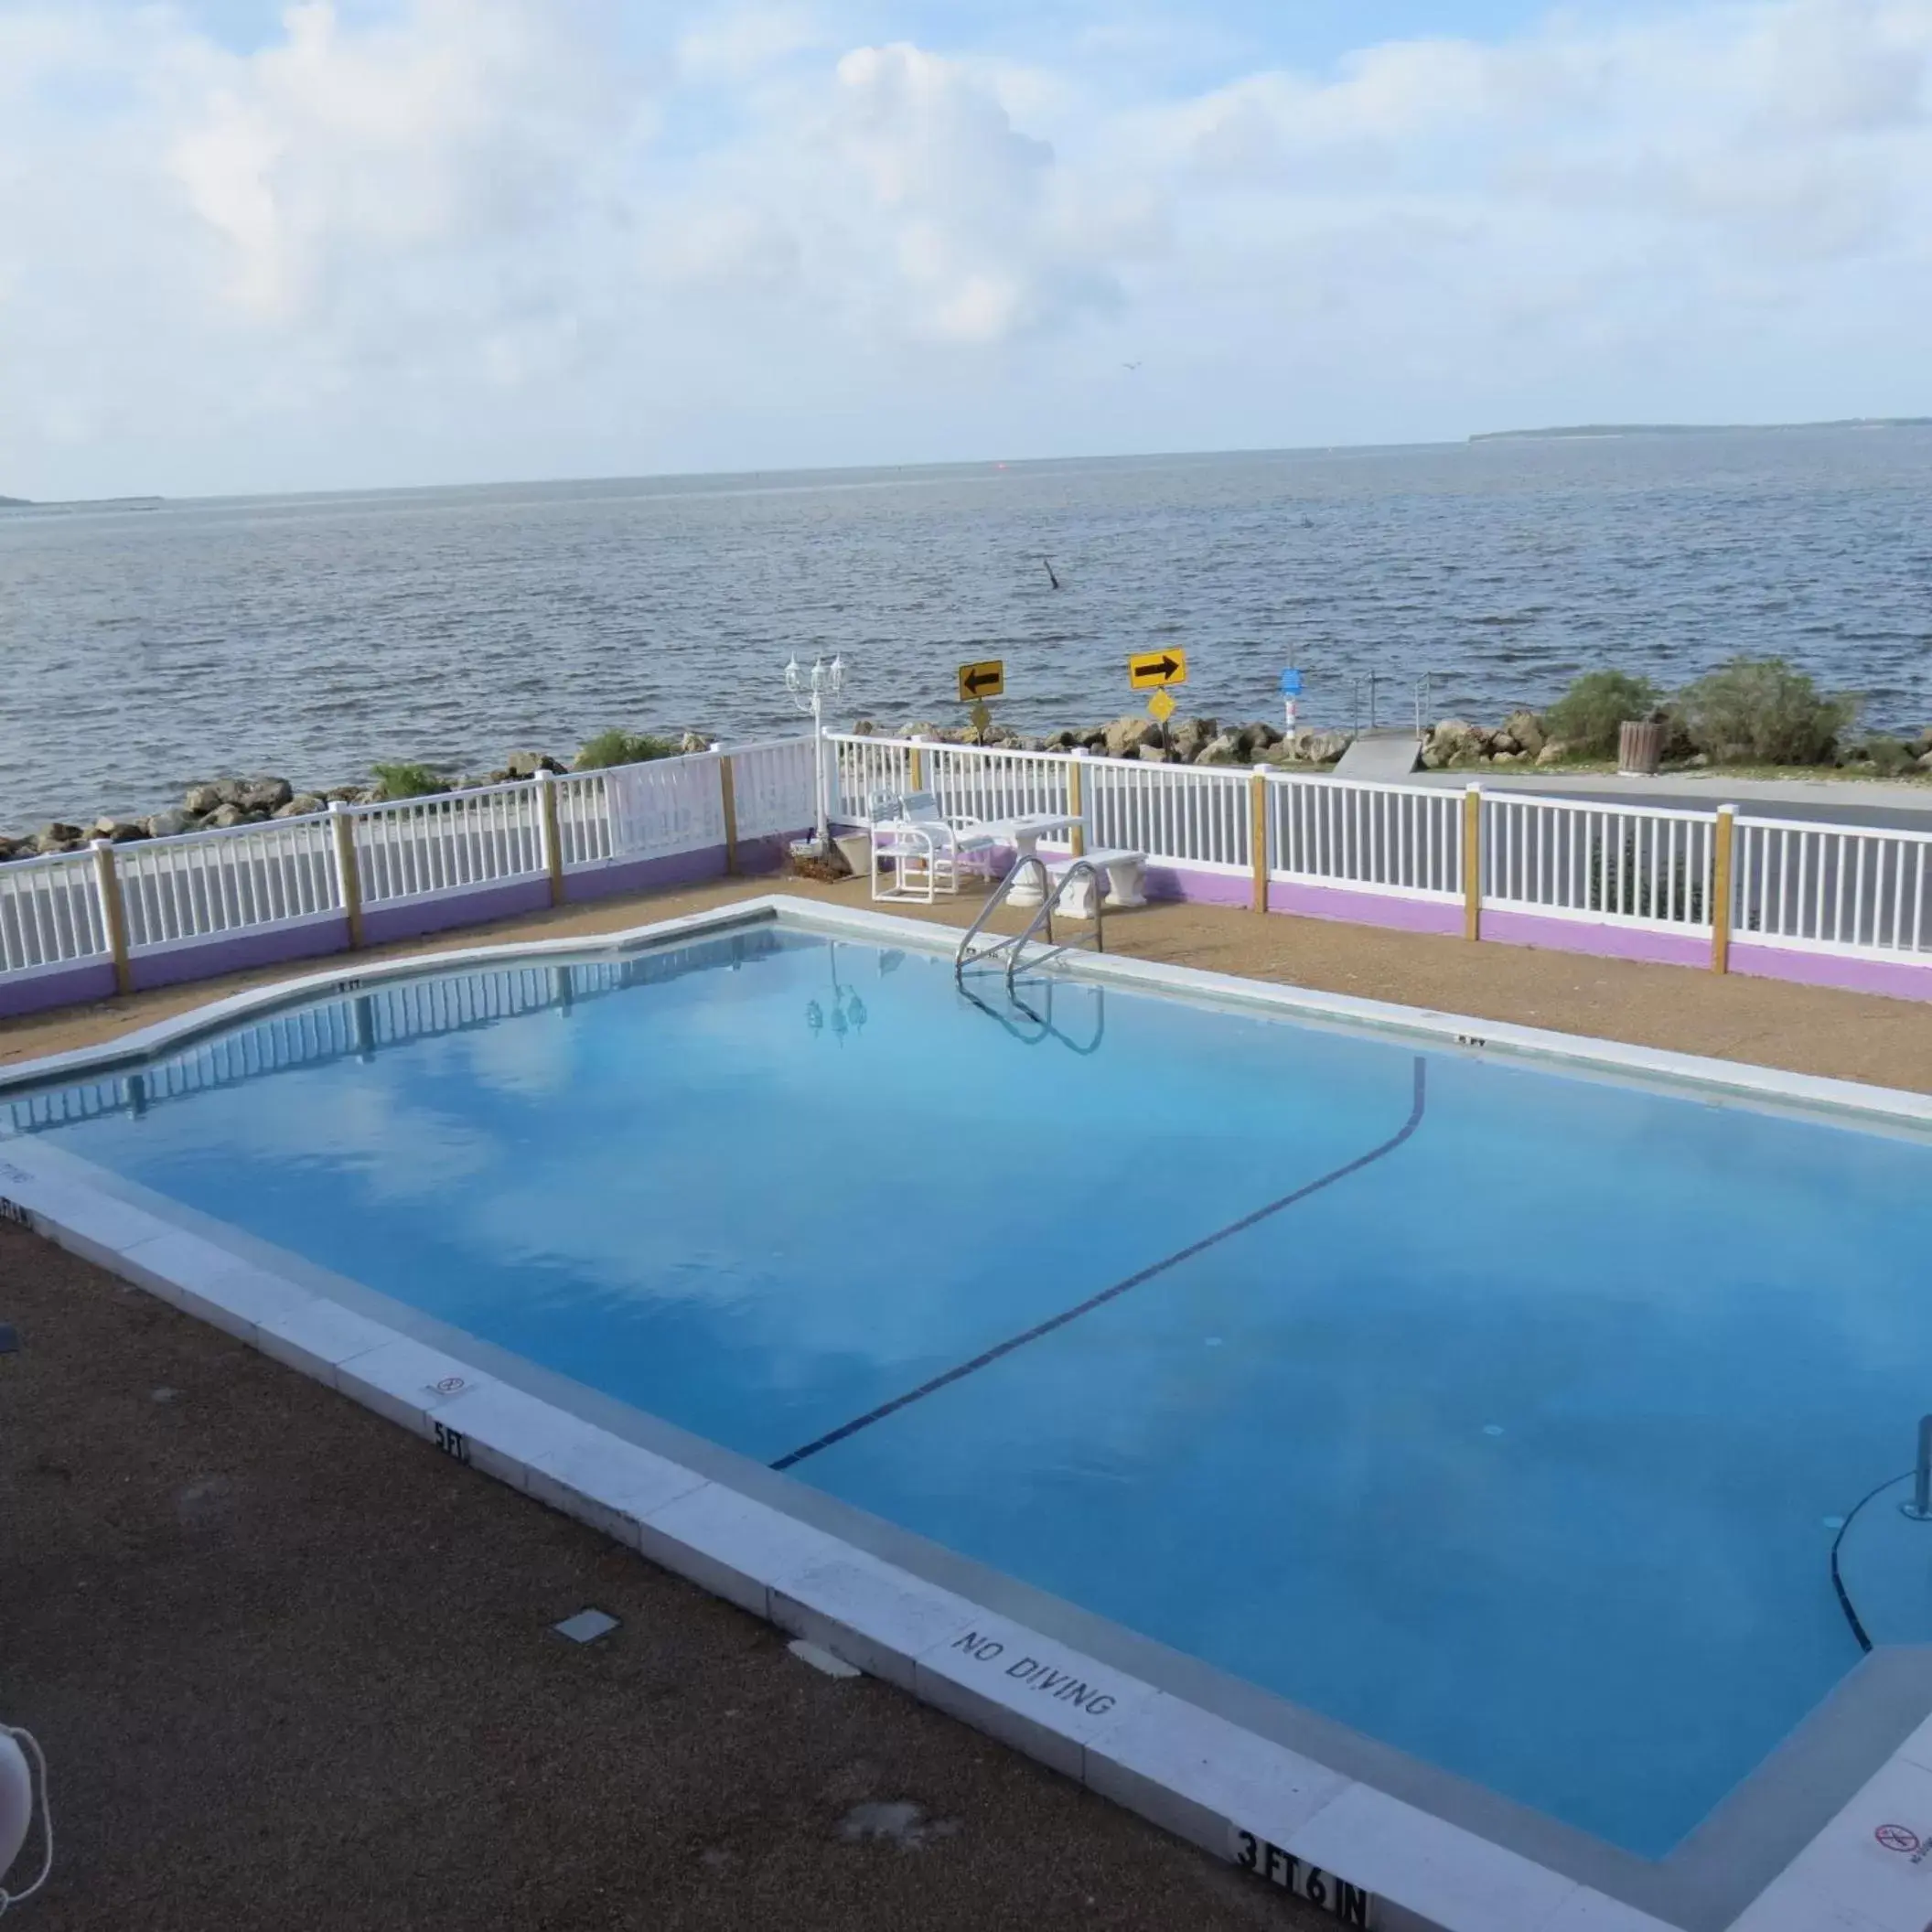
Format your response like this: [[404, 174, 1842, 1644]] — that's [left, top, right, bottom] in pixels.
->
[[1875, 1822, 1920, 1854], [431, 1375, 468, 1398]]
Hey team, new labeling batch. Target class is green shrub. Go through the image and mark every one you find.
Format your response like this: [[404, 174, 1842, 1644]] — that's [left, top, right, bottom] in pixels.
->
[[1844, 735, 1917, 777], [370, 760, 447, 800], [574, 729, 679, 771], [1673, 658, 1857, 766], [1544, 670, 1660, 756]]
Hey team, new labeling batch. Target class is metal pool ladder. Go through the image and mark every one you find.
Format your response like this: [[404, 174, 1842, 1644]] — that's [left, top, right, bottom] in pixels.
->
[[955, 853, 1107, 991]]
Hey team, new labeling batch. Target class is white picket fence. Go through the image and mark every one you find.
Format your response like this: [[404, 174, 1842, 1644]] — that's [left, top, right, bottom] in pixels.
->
[[829, 734, 1932, 971], [0, 738, 811, 984], [5, 729, 1930, 997]]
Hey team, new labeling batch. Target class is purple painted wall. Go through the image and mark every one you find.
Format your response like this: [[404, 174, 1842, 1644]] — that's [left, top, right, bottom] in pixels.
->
[[1479, 908, 1713, 970], [129, 917, 352, 993], [361, 876, 553, 946], [0, 960, 118, 1020], [564, 842, 745, 905], [1730, 940, 1932, 1003], [1143, 864, 1251, 909], [1268, 878, 1465, 938]]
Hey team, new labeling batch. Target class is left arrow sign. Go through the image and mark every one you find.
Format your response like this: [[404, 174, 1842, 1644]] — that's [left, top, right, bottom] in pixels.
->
[[958, 660, 1005, 700]]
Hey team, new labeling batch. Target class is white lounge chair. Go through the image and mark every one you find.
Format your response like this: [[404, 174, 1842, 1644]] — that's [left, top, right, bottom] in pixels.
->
[[870, 789, 1003, 903]]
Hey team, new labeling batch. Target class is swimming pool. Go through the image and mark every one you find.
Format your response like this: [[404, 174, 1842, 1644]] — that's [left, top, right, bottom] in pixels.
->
[[6, 903, 1932, 1925]]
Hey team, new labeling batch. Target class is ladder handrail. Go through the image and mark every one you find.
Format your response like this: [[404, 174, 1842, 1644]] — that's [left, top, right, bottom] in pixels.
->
[[953, 853, 1106, 987], [1004, 860, 1105, 990], [954, 853, 1053, 978]]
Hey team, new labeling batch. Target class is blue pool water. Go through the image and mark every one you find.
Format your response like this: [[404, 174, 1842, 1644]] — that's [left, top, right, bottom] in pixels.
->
[[10, 927, 1931, 1857]]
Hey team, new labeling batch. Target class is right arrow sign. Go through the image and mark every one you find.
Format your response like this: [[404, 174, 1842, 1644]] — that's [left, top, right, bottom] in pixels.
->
[[1128, 648, 1188, 689]]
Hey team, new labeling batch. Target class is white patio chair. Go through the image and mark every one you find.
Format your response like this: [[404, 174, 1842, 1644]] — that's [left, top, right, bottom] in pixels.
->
[[869, 789, 1003, 903]]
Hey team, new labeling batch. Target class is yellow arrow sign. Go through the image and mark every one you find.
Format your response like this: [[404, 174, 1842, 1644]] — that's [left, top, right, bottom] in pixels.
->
[[957, 659, 1005, 701], [1128, 648, 1188, 690]]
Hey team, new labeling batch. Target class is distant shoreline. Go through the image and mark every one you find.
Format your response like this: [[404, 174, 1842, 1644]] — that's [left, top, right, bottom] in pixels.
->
[[0, 494, 164, 510], [1472, 419, 1932, 444]]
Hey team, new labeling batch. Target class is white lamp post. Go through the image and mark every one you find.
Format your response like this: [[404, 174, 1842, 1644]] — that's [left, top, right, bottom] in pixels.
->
[[784, 652, 844, 851]]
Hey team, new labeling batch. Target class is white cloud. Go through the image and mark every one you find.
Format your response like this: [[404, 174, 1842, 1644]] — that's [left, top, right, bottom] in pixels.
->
[[0, 0, 1928, 496]]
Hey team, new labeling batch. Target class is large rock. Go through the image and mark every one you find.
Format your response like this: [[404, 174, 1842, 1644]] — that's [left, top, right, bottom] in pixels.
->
[[183, 783, 223, 816], [1535, 740, 1572, 767], [274, 793, 326, 818], [1136, 743, 1170, 762], [146, 807, 196, 838], [1196, 731, 1246, 766], [236, 775, 293, 812], [1274, 727, 1352, 765], [204, 802, 250, 829], [1170, 715, 1218, 762], [33, 822, 84, 853], [1103, 715, 1160, 757], [1504, 709, 1547, 757], [91, 816, 147, 843], [1429, 719, 1484, 762]]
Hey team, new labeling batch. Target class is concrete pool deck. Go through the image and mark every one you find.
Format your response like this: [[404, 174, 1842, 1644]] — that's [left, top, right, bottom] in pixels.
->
[[7, 878, 1932, 1930]]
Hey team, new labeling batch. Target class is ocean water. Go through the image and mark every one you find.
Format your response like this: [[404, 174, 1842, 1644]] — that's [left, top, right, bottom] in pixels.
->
[[12, 926, 1931, 1855], [3, 429, 1930, 829]]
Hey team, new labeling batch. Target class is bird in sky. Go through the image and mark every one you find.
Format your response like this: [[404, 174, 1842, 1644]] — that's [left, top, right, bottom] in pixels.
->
[[1122, 360, 1143, 371]]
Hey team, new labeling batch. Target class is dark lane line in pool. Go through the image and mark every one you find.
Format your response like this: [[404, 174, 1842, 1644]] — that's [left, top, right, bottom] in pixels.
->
[[771, 1056, 1428, 1472]]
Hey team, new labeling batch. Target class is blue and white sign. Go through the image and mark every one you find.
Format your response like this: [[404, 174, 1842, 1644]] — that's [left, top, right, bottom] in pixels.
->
[[1278, 668, 1304, 696]]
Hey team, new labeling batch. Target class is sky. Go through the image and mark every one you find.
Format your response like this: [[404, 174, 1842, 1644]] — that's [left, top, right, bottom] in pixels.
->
[[1, 0, 1928, 499]]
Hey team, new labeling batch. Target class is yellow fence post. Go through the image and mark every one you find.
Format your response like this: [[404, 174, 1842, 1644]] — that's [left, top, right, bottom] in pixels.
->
[[1250, 766, 1270, 914], [1711, 803, 1735, 973], [719, 751, 740, 876], [91, 838, 133, 996], [535, 769, 565, 907], [328, 800, 365, 950], [907, 735, 926, 794], [1462, 783, 1483, 941], [1068, 749, 1086, 860]]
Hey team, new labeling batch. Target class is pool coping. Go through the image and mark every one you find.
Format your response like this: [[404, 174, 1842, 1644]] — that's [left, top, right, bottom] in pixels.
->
[[5, 894, 1932, 1932]]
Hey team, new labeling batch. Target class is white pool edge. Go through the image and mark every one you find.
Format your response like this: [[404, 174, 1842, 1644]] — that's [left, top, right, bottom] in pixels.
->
[[5, 895, 1931, 1932]]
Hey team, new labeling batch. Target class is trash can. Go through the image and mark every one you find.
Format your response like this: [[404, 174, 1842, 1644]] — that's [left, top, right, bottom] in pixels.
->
[[1617, 719, 1663, 776]]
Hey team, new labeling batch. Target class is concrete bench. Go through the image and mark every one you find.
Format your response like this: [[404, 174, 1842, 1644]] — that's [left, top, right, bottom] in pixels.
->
[[1041, 848, 1147, 918]]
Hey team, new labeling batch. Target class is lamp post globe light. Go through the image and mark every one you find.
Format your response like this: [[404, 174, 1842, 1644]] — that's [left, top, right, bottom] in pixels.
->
[[784, 652, 844, 853]]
